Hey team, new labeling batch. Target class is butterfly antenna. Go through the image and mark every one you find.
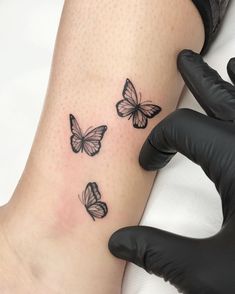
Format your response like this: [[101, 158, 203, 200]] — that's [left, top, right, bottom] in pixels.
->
[[78, 192, 83, 204], [139, 92, 142, 103]]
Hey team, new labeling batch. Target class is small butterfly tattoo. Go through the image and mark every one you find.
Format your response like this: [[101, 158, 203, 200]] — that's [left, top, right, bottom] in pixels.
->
[[116, 79, 161, 129], [69, 114, 107, 156], [78, 182, 108, 221]]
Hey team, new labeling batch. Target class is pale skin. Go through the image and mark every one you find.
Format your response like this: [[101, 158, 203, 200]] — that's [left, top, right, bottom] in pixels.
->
[[0, 1, 204, 293]]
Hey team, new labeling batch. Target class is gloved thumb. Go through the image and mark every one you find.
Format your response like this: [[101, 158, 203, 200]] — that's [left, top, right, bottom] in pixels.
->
[[109, 226, 196, 287]]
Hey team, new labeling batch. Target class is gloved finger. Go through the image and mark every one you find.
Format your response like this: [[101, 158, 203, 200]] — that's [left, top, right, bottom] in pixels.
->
[[139, 108, 231, 185], [109, 225, 195, 291], [227, 58, 235, 85], [139, 108, 235, 220], [178, 50, 235, 121]]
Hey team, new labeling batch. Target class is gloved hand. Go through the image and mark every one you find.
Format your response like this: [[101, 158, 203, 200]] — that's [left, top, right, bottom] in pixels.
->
[[109, 50, 235, 294]]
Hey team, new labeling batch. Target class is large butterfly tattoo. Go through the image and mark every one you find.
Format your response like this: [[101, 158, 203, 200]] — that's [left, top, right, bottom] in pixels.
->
[[116, 79, 161, 129], [69, 114, 107, 156], [78, 182, 108, 221]]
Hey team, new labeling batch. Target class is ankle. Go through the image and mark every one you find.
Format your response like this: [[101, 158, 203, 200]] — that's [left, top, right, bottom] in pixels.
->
[[0, 220, 36, 293], [0, 201, 123, 294]]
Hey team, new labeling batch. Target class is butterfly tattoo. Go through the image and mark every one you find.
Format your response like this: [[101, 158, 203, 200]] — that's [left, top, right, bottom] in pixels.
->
[[78, 182, 108, 221], [69, 114, 107, 156], [116, 79, 161, 129]]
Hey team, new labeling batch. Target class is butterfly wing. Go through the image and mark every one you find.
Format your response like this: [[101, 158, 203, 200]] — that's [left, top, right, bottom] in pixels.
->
[[69, 114, 83, 153], [116, 99, 136, 118], [116, 79, 138, 117], [122, 79, 138, 104], [83, 182, 108, 221], [83, 125, 107, 156], [139, 102, 161, 118], [132, 109, 148, 129], [132, 103, 161, 129], [83, 182, 101, 207], [87, 202, 108, 220]]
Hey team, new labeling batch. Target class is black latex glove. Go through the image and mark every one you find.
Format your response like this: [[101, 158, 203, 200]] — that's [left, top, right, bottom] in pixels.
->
[[109, 50, 235, 294]]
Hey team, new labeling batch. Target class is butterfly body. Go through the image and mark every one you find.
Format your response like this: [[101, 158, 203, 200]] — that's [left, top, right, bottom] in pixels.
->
[[85, 205, 96, 221], [126, 103, 146, 120], [69, 114, 107, 156], [78, 134, 91, 153], [116, 79, 161, 129], [128, 104, 141, 116], [79, 182, 108, 221]]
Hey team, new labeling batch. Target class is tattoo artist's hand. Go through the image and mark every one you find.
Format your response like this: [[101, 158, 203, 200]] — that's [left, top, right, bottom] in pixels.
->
[[109, 50, 235, 294]]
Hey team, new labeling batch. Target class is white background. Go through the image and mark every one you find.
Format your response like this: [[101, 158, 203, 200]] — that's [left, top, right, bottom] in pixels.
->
[[0, 1, 235, 293]]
